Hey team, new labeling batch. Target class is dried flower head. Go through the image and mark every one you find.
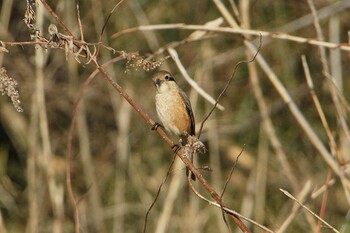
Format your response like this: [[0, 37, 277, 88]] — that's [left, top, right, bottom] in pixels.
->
[[24, 0, 37, 34], [187, 135, 206, 154], [124, 52, 169, 73], [48, 24, 62, 48], [0, 68, 23, 112]]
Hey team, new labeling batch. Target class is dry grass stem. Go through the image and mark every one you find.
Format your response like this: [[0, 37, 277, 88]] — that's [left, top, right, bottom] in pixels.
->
[[168, 48, 225, 111], [112, 24, 350, 52], [307, 0, 350, 144], [276, 181, 312, 233], [280, 188, 339, 233], [301, 55, 338, 158], [188, 179, 275, 233], [311, 179, 336, 199]]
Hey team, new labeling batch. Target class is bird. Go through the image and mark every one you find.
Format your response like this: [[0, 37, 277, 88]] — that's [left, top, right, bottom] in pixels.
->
[[152, 70, 196, 180]]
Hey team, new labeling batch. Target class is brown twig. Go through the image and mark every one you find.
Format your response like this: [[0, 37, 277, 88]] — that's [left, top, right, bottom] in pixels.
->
[[76, 1, 84, 41], [96, 0, 125, 57], [178, 146, 250, 232], [2, 41, 48, 46], [39, 0, 74, 38], [221, 145, 245, 199], [316, 170, 332, 233], [100, 0, 125, 39], [219, 145, 245, 233], [301, 55, 338, 159]]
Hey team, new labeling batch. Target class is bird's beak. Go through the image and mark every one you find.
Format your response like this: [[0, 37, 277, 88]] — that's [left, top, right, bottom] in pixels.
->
[[154, 78, 161, 86]]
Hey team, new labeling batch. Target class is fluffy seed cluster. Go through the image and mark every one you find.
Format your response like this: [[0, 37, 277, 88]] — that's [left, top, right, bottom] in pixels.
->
[[125, 52, 169, 72], [187, 135, 206, 154], [0, 68, 23, 112]]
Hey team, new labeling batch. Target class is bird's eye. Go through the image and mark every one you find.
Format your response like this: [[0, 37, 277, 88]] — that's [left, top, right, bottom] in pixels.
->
[[165, 74, 174, 82]]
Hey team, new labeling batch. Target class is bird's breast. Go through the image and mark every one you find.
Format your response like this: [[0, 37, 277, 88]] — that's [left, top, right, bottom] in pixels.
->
[[155, 91, 191, 136]]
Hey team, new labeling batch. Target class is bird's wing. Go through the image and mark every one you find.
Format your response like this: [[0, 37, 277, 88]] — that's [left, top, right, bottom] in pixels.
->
[[180, 90, 195, 136]]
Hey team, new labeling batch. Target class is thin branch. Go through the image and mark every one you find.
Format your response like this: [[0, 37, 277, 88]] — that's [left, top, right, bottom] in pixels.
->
[[197, 34, 262, 139], [100, 0, 125, 38], [219, 145, 245, 233], [301, 55, 338, 159], [188, 180, 275, 233], [2, 41, 49, 46], [316, 170, 332, 233], [311, 179, 336, 199], [96, 0, 125, 57], [276, 181, 312, 233], [280, 189, 340, 233], [111, 24, 350, 52], [39, 0, 74, 38], [76, 1, 84, 41], [221, 145, 245, 199]]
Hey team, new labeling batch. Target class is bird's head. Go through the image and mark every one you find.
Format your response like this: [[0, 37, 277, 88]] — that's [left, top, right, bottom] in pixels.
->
[[152, 70, 177, 93]]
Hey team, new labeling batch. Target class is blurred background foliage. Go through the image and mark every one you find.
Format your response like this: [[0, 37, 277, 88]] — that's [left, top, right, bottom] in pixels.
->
[[0, 0, 349, 232]]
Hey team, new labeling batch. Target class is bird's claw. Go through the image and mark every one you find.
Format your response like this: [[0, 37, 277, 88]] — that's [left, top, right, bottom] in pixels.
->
[[151, 122, 163, 131], [171, 143, 181, 153]]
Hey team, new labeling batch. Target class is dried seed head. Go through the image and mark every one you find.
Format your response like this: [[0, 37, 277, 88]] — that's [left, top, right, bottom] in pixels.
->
[[187, 135, 207, 154], [24, 0, 37, 33], [0, 68, 23, 112], [125, 53, 169, 73]]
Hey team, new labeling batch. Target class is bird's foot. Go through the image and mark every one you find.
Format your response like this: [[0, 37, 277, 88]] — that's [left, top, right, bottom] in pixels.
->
[[151, 122, 164, 131], [171, 143, 181, 153]]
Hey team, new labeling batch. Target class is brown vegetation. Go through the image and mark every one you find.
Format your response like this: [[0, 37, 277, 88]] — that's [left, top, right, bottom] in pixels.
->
[[0, 0, 349, 232]]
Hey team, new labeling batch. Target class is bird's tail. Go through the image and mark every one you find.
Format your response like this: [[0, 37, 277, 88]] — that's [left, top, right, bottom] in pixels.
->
[[186, 167, 196, 181]]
